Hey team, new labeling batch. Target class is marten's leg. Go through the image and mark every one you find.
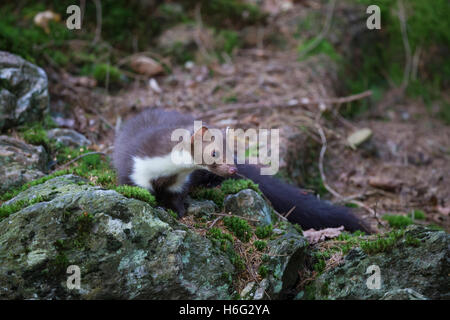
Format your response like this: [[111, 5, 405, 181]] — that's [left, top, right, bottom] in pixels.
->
[[154, 190, 187, 218], [189, 169, 225, 189]]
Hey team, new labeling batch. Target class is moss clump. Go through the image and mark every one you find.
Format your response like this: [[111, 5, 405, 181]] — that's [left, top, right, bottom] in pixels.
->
[[91, 63, 123, 86], [0, 170, 71, 201], [114, 185, 156, 206], [190, 187, 225, 207], [258, 265, 269, 278], [21, 125, 50, 147], [0, 194, 51, 221], [360, 230, 406, 255], [207, 227, 245, 272], [223, 216, 252, 243], [255, 224, 273, 239], [254, 240, 267, 252], [412, 210, 426, 220], [221, 179, 262, 195], [382, 214, 413, 228]]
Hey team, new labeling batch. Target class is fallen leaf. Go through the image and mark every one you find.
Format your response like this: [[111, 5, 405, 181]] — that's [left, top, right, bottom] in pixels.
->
[[347, 128, 372, 149], [34, 10, 61, 33], [303, 226, 345, 244], [437, 206, 450, 216]]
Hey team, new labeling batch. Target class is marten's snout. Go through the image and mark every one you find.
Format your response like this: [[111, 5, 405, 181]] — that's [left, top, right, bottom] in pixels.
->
[[228, 167, 237, 175]]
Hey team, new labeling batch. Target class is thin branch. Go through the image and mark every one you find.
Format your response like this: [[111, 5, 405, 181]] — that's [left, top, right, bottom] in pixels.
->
[[200, 90, 372, 118]]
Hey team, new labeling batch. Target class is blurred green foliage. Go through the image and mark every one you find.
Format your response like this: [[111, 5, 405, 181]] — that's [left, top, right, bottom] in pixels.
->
[[344, 0, 450, 119]]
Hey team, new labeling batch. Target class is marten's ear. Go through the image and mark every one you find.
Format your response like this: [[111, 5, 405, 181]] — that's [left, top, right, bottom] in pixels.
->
[[191, 126, 208, 144]]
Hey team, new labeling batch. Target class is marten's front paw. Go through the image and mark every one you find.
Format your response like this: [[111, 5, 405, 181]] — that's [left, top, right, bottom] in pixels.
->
[[176, 205, 186, 218]]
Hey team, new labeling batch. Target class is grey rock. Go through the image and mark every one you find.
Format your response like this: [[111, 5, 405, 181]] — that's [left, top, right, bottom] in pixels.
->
[[0, 51, 49, 130], [0, 135, 47, 194], [263, 223, 307, 299], [381, 288, 429, 300], [224, 189, 272, 226], [47, 128, 92, 148], [312, 226, 450, 300], [0, 175, 234, 299], [186, 198, 217, 219]]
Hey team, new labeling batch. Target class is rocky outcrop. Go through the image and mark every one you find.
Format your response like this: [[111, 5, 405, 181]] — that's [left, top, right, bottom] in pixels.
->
[[311, 226, 450, 300], [0, 51, 49, 130], [46, 128, 92, 148], [224, 189, 273, 226], [0, 175, 234, 299], [0, 135, 47, 194]]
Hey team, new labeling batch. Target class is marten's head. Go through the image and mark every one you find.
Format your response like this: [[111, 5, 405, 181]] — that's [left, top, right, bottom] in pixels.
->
[[191, 126, 237, 177]]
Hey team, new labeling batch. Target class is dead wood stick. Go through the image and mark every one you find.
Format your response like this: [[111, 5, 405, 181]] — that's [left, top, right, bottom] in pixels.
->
[[200, 90, 372, 118]]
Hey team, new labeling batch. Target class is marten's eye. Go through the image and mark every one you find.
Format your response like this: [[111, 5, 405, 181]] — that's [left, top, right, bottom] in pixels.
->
[[211, 150, 220, 158]]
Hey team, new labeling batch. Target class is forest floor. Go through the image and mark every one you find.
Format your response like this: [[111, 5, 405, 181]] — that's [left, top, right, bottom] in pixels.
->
[[45, 3, 450, 233]]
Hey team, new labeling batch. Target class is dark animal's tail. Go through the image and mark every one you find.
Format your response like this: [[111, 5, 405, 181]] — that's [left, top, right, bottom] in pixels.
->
[[189, 164, 370, 233]]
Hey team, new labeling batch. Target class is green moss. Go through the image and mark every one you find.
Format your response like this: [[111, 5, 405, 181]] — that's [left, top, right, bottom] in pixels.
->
[[190, 187, 225, 207], [360, 230, 405, 255], [0, 194, 51, 221], [114, 185, 156, 206], [94, 63, 122, 85], [412, 210, 426, 220], [0, 170, 71, 201], [258, 265, 269, 278], [221, 179, 262, 195], [207, 227, 245, 272], [255, 225, 273, 239], [21, 125, 50, 146], [223, 216, 252, 243], [254, 240, 267, 251], [382, 214, 413, 228]]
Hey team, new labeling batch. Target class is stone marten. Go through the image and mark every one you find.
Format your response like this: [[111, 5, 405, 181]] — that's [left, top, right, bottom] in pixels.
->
[[113, 108, 369, 232], [113, 108, 237, 217]]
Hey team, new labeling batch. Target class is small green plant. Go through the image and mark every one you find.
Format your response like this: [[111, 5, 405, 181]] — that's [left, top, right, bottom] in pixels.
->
[[258, 265, 269, 278], [0, 195, 51, 221], [411, 210, 426, 220], [254, 240, 267, 251], [382, 214, 413, 228], [21, 125, 50, 146], [360, 230, 405, 255], [190, 187, 225, 207], [114, 185, 156, 206], [255, 224, 273, 239], [221, 179, 261, 195], [223, 216, 253, 242], [207, 227, 245, 272]]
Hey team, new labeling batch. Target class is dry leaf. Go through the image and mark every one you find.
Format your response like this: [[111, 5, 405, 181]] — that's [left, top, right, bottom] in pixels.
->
[[437, 206, 450, 216], [34, 10, 61, 33], [347, 128, 372, 149], [303, 226, 344, 244]]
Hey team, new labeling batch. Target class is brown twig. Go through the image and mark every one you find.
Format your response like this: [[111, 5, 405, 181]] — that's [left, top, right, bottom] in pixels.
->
[[200, 91, 372, 119]]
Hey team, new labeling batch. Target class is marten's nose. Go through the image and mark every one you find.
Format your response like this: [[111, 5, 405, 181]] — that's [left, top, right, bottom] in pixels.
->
[[229, 167, 237, 175]]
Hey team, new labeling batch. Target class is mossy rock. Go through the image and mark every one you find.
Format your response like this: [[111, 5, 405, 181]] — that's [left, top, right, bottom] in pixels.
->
[[0, 175, 234, 299], [311, 226, 450, 300]]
